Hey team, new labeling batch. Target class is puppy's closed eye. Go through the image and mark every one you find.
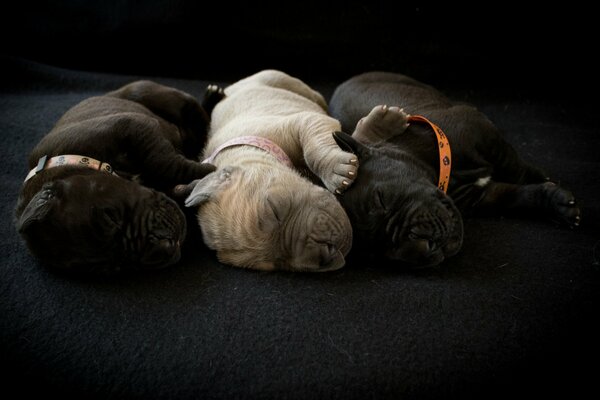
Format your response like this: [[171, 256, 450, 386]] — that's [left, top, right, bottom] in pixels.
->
[[373, 189, 387, 211], [267, 198, 283, 223], [259, 195, 290, 234], [266, 193, 292, 224]]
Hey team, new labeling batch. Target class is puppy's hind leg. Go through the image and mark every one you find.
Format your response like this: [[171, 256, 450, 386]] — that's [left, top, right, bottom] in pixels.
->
[[108, 80, 208, 127], [491, 143, 549, 184], [121, 113, 216, 190], [202, 84, 226, 115], [469, 180, 581, 228], [249, 70, 328, 110], [108, 80, 211, 157], [475, 123, 550, 184]]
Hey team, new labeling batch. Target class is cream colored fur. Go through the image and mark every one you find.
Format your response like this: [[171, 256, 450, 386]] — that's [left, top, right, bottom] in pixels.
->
[[185, 70, 358, 272]]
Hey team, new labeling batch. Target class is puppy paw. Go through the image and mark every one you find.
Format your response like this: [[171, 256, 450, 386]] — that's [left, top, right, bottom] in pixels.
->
[[321, 150, 359, 194], [354, 105, 410, 143], [544, 182, 581, 227], [202, 84, 226, 114], [206, 84, 225, 97]]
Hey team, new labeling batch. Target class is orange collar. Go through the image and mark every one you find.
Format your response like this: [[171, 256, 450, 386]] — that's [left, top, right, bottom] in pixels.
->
[[407, 115, 451, 193], [24, 154, 118, 183]]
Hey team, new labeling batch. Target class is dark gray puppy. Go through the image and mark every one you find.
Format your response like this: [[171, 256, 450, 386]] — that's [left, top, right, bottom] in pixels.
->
[[330, 72, 580, 268], [15, 81, 221, 274]]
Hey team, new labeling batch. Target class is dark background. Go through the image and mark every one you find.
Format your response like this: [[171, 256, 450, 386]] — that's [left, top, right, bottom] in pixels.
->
[[3, 1, 597, 97], [1, 2, 599, 399]]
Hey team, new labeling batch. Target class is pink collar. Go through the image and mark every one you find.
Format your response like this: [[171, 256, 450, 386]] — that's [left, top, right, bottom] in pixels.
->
[[24, 154, 118, 182], [202, 136, 294, 168]]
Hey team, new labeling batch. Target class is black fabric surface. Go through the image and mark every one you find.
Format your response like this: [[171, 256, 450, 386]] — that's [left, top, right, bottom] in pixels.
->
[[1, 2, 599, 399]]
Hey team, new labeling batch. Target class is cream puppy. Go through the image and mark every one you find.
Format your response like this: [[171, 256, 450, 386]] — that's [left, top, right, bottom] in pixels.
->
[[180, 70, 358, 272]]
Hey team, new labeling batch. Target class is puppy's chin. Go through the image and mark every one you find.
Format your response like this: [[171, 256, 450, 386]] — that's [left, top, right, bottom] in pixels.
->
[[385, 240, 448, 268]]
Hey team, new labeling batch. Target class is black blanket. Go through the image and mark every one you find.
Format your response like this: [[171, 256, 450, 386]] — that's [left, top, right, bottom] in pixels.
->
[[1, 55, 599, 400]]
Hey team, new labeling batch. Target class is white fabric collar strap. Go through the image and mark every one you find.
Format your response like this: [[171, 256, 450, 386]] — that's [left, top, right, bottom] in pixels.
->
[[24, 154, 118, 182], [202, 136, 294, 169]]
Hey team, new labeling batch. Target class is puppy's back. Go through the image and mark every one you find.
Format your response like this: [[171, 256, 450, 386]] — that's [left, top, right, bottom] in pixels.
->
[[207, 70, 330, 154], [53, 96, 153, 128], [225, 69, 327, 110], [330, 72, 453, 131]]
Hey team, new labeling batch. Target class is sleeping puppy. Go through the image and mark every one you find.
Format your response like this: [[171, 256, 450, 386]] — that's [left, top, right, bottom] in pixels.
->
[[15, 81, 219, 274], [329, 71, 581, 268], [177, 70, 358, 272]]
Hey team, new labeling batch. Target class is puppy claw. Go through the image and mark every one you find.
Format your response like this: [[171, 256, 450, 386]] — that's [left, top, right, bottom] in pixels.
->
[[325, 151, 359, 194]]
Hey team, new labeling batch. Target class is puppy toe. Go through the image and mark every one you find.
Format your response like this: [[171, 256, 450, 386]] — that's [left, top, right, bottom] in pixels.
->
[[333, 158, 358, 178], [389, 106, 409, 118], [206, 84, 225, 98], [319, 151, 359, 194], [331, 155, 358, 193], [388, 106, 410, 128], [545, 183, 581, 227]]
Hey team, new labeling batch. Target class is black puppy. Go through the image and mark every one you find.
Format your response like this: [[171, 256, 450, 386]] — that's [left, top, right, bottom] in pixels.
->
[[15, 81, 222, 274], [330, 72, 580, 268]]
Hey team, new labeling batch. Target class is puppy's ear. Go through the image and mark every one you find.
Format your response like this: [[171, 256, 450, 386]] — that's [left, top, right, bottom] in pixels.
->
[[333, 131, 370, 158], [16, 183, 61, 234], [177, 167, 239, 207]]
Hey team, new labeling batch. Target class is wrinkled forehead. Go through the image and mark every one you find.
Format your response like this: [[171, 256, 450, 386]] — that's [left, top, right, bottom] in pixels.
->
[[62, 174, 156, 200], [215, 171, 285, 205], [53, 176, 156, 221], [61, 174, 125, 194]]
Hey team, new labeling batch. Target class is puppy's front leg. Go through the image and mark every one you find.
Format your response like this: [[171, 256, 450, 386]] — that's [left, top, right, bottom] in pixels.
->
[[295, 113, 358, 194], [122, 114, 216, 189]]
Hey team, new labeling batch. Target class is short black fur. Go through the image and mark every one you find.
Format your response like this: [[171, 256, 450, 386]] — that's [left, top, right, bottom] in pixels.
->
[[330, 72, 581, 267], [15, 81, 223, 274]]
